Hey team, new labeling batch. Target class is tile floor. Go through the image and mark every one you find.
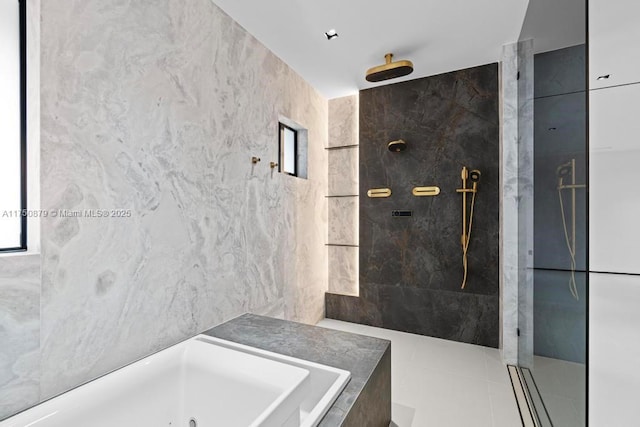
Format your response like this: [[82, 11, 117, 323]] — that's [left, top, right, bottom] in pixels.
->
[[530, 356, 586, 427], [317, 319, 522, 427]]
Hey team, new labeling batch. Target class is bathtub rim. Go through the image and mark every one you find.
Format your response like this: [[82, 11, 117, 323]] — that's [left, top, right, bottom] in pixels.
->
[[0, 319, 352, 427]]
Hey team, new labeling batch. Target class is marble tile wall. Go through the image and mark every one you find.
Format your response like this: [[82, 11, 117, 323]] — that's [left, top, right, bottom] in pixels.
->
[[328, 198, 358, 245], [328, 95, 358, 148], [328, 149, 359, 196], [0, 0, 328, 416], [500, 42, 519, 364], [327, 96, 359, 296], [517, 39, 535, 368], [328, 64, 501, 347], [328, 246, 359, 297], [0, 255, 40, 419]]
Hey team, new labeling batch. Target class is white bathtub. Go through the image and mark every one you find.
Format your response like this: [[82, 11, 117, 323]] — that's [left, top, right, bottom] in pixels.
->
[[0, 335, 351, 427]]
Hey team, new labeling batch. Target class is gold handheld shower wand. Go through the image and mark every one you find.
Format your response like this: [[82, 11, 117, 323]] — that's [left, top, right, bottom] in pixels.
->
[[557, 159, 586, 300], [456, 167, 481, 289]]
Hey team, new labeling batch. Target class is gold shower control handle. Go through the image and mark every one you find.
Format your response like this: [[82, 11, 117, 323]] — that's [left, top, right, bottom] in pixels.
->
[[412, 186, 440, 196], [367, 188, 392, 198], [558, 184, 587, 190]]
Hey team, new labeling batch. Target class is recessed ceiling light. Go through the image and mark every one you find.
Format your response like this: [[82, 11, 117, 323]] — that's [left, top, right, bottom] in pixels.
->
[[597, 74, 610, 80], [325, 29, 339, 40]]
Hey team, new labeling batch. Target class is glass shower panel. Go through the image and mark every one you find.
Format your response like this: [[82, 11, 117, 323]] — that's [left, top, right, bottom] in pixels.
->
[[517, 0, 588, 425]]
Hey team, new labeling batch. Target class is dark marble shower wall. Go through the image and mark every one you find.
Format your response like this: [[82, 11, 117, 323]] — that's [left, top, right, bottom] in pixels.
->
[[326, 63, 500, 347]]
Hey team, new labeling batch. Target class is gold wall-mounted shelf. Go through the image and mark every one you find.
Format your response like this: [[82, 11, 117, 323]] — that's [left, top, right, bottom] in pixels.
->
[[367, 188, 392, 198], [412, 186, 440, 197]]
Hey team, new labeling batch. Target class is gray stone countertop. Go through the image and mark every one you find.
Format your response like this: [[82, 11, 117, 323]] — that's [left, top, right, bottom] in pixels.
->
[[203, 313, 390, 427]]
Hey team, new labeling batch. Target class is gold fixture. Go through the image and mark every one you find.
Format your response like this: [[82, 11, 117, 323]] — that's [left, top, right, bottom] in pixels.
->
[[388, 140, 407, 152], [412, 186, 440, 197], [366, 53, 414, 82], [270, 161, 278, 169], [251, 157, 261, 164], [557, 158, 586, 300], [456, 167, 481, 289], [367, 188, 392, 198]]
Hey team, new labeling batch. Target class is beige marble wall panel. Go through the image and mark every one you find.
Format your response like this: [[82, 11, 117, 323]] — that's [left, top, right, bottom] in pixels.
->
[[328, 95, 358, 148], [38, 0, 327, 400], [328, 197, 358, 245], [327, 94, 358, 296], [328, 148, 359, 196], [328, 246, 358, 296]]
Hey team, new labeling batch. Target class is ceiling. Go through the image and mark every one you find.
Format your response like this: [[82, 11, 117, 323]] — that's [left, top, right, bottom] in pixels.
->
[[211, 0, 530, 99], [519, 0, 585, 54]]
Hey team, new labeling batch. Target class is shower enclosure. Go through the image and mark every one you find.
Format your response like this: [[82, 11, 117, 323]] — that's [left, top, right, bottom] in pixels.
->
[[514, 0, 588, 425]]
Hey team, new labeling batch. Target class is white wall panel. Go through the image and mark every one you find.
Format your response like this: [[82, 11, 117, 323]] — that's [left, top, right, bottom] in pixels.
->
[[590, 0, 640, 89], [589, 273, 640, 426], [589, 85, 640, 274]]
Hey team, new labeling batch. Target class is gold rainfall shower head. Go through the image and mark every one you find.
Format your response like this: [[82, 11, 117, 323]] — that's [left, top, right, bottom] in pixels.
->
[[366, 53, 414, 82]]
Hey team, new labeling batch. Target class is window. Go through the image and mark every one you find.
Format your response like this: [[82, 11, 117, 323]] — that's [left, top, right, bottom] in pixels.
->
[[279, 123, 298, 176], [278, 118, 308, 179], [0, 0, 27, 251]]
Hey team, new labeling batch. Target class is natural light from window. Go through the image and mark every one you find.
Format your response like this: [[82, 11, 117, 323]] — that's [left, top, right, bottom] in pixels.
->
[[0, 0, 23, 249], [281, 124, 296, 176]]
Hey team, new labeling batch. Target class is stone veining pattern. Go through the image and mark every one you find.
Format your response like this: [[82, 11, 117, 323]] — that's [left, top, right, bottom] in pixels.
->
[[36, 0, 328, 403], [0, 256, 41, 419], [328, 149, 359, 197], [205, 314, 391, 427], [500, 42, 519, 364], [327, 95, 359, 296], [328, 198, 358, 245], [517, 39, 535, 367], [328, 64, 501, 347], [328, 95, 358, 148]]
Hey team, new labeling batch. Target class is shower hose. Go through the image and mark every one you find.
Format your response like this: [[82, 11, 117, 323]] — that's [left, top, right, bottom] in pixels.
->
[[461, 188, 477, 290], [558, 188, 580, 300]]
